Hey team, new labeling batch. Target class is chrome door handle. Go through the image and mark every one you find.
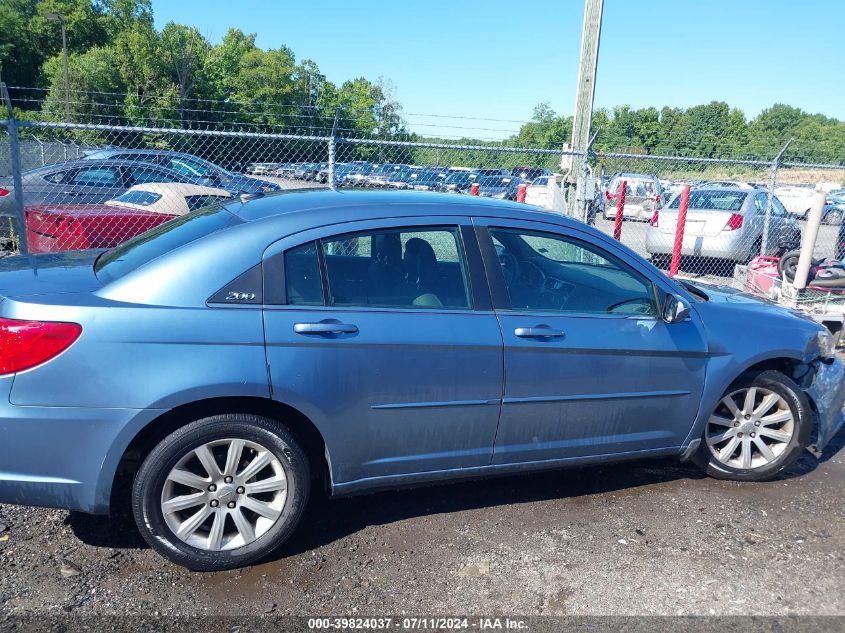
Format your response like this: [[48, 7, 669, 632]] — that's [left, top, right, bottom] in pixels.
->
[[294, 322, 358, 335], [514, 326, 565, 339]]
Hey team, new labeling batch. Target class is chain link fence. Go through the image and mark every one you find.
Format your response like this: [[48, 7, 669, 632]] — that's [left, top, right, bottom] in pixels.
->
[[1, 104, 843, 299]]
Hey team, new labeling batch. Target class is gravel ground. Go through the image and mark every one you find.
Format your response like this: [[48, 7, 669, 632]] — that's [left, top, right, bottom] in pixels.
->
[[1, 430, 843, 618]]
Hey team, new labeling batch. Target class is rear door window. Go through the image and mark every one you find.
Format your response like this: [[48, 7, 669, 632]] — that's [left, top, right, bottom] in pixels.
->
[[70, 167, 121, 187], [321, 227, 471, 310]]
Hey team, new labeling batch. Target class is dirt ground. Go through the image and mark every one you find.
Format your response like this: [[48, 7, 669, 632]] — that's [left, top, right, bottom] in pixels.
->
[[1, 429, 843, 619]]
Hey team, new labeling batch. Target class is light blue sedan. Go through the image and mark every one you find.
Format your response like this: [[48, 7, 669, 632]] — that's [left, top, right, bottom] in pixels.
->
[[0, 190, 842, 570]]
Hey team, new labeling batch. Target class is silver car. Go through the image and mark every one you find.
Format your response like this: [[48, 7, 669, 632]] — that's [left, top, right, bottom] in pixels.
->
[[604, 172, 664, 221], [646, 187, 800, 262]]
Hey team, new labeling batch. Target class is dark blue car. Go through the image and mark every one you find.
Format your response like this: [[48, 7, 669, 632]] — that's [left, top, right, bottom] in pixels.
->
[[0, 190, 842, 570], [83, 149, 281, 195]]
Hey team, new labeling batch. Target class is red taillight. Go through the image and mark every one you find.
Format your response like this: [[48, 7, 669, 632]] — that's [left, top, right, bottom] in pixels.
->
[[605, 190, 612, 201], [650, 210, 659, 227], [655, 195, 661, 205], [725, 214, 743, 231], [0, 188, 10, 197], [0, 318, 82, 375]]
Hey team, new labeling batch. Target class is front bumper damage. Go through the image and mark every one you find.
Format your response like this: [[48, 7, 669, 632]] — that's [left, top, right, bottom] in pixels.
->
[[806, 357, 845, 452]]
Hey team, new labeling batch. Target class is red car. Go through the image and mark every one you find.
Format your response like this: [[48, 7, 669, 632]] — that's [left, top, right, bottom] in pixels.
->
[[25, 204, 177, 253], [24, 183, 231, 253]]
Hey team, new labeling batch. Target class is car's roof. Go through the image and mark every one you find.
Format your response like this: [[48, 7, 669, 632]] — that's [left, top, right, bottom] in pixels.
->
[[28, 158, 183, 174], [86, 148, 197, 158], [228, 189, 562, 225]]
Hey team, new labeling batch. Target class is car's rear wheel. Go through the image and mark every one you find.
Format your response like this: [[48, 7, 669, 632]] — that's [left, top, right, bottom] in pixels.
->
[[132, 414, 309, 571], [694, 370, 811, 481]]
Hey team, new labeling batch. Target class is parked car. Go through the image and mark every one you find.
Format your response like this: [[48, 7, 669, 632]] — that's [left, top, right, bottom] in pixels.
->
[[83, 149, 280, 194], [646, 187, 801, 263], [434, 171, 480, 194], [0, 159, 206, 219], [510, 166, 551, 182], [476, 175, 525, 200], [24, 183, 231, 253], [403, 169, 443, 191], [774, 185, 818, 219], [0, 189, 842, 571], [603, 173, 664, 221]]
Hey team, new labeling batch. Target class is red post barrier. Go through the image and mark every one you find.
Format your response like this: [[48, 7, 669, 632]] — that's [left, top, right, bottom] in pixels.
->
[[613, 180, 626, 241], [516, 183, 527, 203], [470, 182, 479, 196], [669, 185, 691, 277]]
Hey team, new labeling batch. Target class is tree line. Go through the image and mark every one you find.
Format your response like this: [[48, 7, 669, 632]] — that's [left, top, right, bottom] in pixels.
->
[[1, 0, 406, 140]]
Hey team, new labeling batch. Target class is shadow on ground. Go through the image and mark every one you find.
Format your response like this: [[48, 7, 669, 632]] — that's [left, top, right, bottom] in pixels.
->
[[66, 429, 845, 561]]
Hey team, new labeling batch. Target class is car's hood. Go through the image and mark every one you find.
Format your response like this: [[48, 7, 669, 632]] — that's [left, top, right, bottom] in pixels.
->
[[682, 278, 823, 331], [0, 250, 103, 298]]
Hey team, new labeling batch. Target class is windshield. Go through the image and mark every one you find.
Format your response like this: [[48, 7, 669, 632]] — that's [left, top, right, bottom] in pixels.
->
[[95, 205, 242, 282], [670, 190, 747, 211]]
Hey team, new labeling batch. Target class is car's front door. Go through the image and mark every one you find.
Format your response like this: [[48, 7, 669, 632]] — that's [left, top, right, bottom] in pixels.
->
[[262, 217, 504, 487], [474, 218, 708, 465]]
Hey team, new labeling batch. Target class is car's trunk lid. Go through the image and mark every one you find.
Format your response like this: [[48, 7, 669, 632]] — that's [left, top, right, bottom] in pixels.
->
[[0, 250, 103, 298], [657, 208, 734, 237]]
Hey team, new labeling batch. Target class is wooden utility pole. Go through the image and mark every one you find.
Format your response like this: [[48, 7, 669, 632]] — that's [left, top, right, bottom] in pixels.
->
[[567, 0, 604, 215]]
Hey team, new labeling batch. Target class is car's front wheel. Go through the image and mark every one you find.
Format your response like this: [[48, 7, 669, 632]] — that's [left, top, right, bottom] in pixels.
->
[[132, 414, 310, 571], [694, 370, 811, 482]]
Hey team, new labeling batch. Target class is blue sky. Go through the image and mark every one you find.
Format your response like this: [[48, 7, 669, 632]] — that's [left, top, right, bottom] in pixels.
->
[[152, 0, 845, 139]]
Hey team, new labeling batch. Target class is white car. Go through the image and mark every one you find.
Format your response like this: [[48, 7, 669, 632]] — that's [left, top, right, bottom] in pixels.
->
[[774, 185, 817, 218], [106, 183, 232, 216]]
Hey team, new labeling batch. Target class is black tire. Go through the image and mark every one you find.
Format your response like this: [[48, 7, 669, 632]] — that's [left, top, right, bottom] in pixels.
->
[[693, 370, 811, 482], [132, 414, 310, 571]]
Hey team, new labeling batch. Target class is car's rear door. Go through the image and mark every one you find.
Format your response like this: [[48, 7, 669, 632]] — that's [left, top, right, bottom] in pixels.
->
[[262, 216, 504, 488], [474, 217, 708, 465]]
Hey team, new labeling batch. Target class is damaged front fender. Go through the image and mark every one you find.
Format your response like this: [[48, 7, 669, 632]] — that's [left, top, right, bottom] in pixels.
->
[[805, 357, 845, 452]]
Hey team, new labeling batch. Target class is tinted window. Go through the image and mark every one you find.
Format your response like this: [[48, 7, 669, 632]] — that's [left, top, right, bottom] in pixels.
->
[[71, 167, 121, 187], [772, 196, 787, 217], [130, 166, 179, 185], [95, 206, 243, 282], [284, 242, 323, 305], [110, 190, 162, 206], [168, 157, 212, 178], [42, 170, 68, 184], [490, 228, 656, 316], [322, 227, 471, 309], [185, 195, 228, 211]]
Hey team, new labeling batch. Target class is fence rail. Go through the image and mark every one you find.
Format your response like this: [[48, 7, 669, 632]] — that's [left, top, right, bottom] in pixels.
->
[[1, 110, 843, 293]]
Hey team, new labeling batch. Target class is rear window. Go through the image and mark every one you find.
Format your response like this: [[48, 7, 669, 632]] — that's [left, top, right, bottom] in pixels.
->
[[110, 190, 162, 206], [94, 206, 242, 282], [671, 190, 747, 211]]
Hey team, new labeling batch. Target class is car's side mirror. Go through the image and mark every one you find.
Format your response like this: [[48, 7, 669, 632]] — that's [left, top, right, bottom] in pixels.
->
[[662, 293, 691, 324]]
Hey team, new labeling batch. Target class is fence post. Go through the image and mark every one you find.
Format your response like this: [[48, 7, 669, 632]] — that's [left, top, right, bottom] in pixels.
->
[[669, 185, 691, 277], [1, 84, 28, 255], [613, 180, 625, 240], [328, 108, 340, 190], [762, 138, 793, 256]]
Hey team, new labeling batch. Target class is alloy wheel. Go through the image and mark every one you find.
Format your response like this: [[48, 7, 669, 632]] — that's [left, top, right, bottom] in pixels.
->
[[160, 438, 288, 551], [705, 387, 795, 470]]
